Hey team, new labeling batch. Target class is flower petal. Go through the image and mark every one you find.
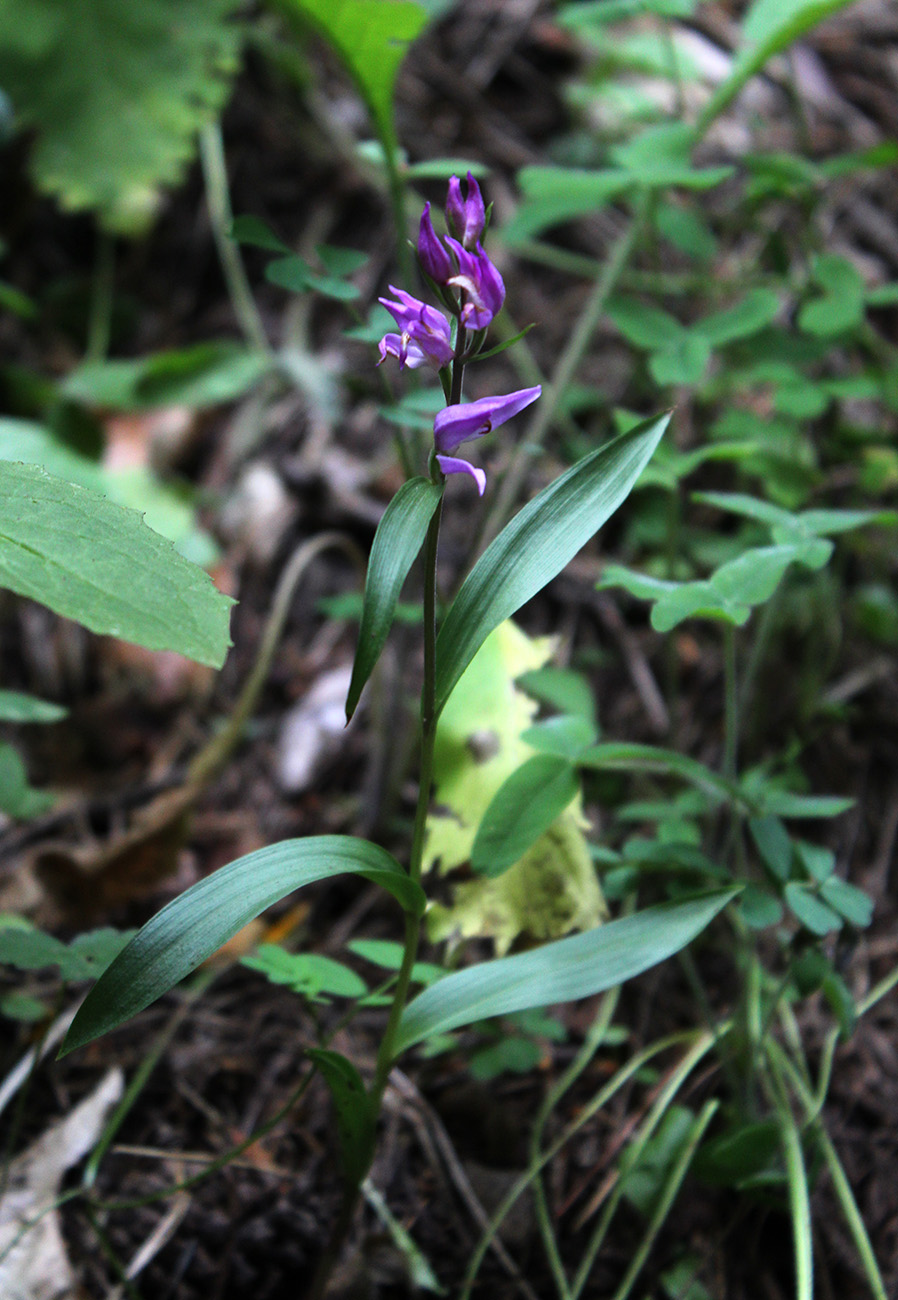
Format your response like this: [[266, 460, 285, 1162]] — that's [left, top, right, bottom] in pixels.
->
[[436, 455, 487, 496], [433, 385, 542, 452]]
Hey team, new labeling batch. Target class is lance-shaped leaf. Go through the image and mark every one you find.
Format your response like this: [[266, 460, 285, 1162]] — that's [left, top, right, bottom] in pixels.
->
[[471, 755, 580, 877], [434, 412, 669, 716], [0, 461, 232, 668], [397, 890, 736, 1051], [307, 1048, 377, 1185], [62, 837, 424, 1054], [346, 477, 443, 721]]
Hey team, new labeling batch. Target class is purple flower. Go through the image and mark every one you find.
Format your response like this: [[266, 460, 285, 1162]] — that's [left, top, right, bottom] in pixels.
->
[[378, 287, 454, 371], [445, 239, 505, 331], [446, 172, 486, 250], [434, 385, 541, 452], [417, 202, 453, 284], [435, 455, 487, 496], [433, 385, 541, 494]]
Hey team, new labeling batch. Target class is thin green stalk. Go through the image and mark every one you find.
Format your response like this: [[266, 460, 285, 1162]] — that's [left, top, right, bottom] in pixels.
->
[[722, 624, 739, 783], [766, 1056, 814, 1300], [478, 205, 645, 554], [199, 122, 271, 356], [86, 230, 115, 362], [570, 1026, 725, 1299], [460, 1029, 716, 1300], [529, 989, 621, 1300], [608, 1099, 719, 1300]]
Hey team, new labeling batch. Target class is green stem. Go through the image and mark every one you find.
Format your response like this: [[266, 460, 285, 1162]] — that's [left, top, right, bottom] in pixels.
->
[[85, 230, 115, 362], [199, 122, 271, 356], [722, 623, 739, 783]]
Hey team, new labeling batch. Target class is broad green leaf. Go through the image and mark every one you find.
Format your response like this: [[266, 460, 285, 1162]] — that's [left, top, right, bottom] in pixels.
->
[[0, 740, 54, 818], [434, 413, 669, 716], [577, 742, 741, 806], [0, 462, 233, 667], [517, 667, 597, 725], [241, 945, 368, 1001], [280, 0, 427, 160], [754, 790, 854, 819], [62, 836, 423, 1053], [520, 715, 597, 758], [503, 168, 633, 244], [784, 882, 841, 935], [347, 938, 445, 986], [398, 891, 735, 1051], [698, 0, 855, 134], [346, 477, 444, 720], [425, 621, 605, 953], [694, 289, 781, 346], [0, 690, 66, 724], [471, 755, 580, 877], [648, 544, 822, 632], [0, 418, 105, 490], [63, 343, 271, 410], [607, 297, 683, 350], [230, 214, 290, 253], [649, 333, 711, 387], [559, 0, 696, 25], [0, 0, 244, 231], [307, 1048, 377, 1184], [739, 885, 784, 929], [749, 816, 793, 882], [0, 921, 134, 981], [819, 878, 873, 928]]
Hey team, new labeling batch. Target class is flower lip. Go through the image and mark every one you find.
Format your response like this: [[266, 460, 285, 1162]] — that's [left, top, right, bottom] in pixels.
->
[[378, 287, 454, 371], [445, 239, 505, 331], [436, 454, 487, 495], [433, 385, 542, 453]]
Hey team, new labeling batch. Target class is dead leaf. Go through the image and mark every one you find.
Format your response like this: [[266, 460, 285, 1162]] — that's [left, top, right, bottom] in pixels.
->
[[0, 1069, 123, 1300]]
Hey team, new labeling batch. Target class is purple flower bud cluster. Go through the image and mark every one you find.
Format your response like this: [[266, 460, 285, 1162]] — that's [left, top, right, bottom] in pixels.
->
[[377, 172, 540, 495]]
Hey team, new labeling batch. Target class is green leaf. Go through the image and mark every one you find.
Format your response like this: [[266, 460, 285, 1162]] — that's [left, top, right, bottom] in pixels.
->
[[347, 938, 445, 986], [307, 1048, 377, 1184], [0, 740, 54, 818], [577, 742, 740, 806], [399, 891, 735, 1051], [649, 333, 711, 387], [694, 289, 781, 346], [230, 214, 290, 253], [699, 0, 855, 134], [606, 297, 683, 350], [62, 836, 424, 1054], [0, 462, 233, 667], [739, 885, 784, 929], [819, 878, 873, 929], [63, 343, 270, 411], [520, 715, 597, 758], [434, 413, 669, 716], [784, 882, 841, 935], [241, 945, 368, 1001], [749, 815, 793, 882], [0, 921, 134, 981], [279, 0, 427, 161], [471, 755, 580, 877], [346, 477, 444, 721], [517, 667, 597, 725], [0, 0, 244, 232], [0, 690, 67, 724]]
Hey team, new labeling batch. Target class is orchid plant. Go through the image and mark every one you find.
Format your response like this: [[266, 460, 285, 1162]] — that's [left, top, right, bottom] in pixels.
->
[[57, 175, 732, 1292]]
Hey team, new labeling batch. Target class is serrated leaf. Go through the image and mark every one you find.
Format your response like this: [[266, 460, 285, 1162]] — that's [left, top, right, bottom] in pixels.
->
[[242, 945, 368, 1001], [307, 1048, 377, 1184], [0, 0, 244, 231], [62, 836, 424, 1054], [346, 477, 443, 720], [471, 755, 580, 877], [434, 413, 669, 716], [0, 923, 134, 981], [399, 891, 735, 1051], [0, 462, 233, 666], [280, 0, 427, 160]]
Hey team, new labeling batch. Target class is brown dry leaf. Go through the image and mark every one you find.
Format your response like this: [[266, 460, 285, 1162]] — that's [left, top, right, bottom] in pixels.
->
[[0, 1069, 123, 1300]]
